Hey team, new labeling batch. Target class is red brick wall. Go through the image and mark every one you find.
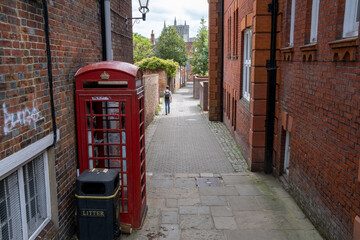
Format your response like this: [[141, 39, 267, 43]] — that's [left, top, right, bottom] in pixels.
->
[[199, 81, 209, 111], [143, 74, 159, 128], [193, 75, 208, 99], [144, 69, 168, 96], [276, 0, 360, 239], [208, 0, 223, 121], [0, 0, 133, 238]]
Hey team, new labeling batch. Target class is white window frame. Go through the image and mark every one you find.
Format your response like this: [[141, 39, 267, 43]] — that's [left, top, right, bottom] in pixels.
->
[[289, 0, 296, 46], [242, 29, 251, 101], [310, 0, 320, 43], [284, 131, 291, 175], [343, 0, 359, 37], [0, 133, 55, 240]]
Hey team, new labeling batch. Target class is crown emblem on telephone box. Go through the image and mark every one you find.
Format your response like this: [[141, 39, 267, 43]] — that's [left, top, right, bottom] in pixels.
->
[[100, 71, 110, 80]]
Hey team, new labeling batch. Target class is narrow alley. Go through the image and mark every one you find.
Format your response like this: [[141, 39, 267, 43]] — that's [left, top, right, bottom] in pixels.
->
[[121, 83, 323, 240]]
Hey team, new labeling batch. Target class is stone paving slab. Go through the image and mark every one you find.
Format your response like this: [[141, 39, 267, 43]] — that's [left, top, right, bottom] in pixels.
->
[[213, 217, 237, 230], [178, 197, 200, 206], [161, 211, 178, 224], [179, 215, 214, 230], [200, 196, 227, 206], [159, 224, 180, 240], [199, 186, 239, 196], [227, 196, 262, 211], [179, 206, 210, 215], [224, 229, 288, 240], [180, 229, 225, 240], [175, 178, 196, 188], [210, 206, 233, 217]]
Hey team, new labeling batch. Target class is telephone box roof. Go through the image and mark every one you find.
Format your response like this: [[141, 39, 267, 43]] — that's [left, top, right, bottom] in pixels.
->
[[75, 61, 140, 78]]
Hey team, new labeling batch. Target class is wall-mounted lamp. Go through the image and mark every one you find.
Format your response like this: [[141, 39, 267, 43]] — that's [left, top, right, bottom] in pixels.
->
[[126, 0, 150, 26]]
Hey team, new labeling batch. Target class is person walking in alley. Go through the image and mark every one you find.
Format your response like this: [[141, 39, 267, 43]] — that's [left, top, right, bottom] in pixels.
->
[[164, 86, 172, 115]]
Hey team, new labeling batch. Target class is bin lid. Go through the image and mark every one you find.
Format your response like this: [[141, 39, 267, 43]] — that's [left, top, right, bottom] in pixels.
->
[[76, 169, 119, 196], [75, 61, 140, 78], [77, 168, 118, 183]]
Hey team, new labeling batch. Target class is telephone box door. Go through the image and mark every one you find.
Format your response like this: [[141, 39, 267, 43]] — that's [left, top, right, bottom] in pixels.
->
[[78, 94, 133, 223]]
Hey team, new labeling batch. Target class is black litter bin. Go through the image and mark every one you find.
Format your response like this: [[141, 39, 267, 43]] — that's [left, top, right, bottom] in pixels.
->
[[75, 168, 120, 240]]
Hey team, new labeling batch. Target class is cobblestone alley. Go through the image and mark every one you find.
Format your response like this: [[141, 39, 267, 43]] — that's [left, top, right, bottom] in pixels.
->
[[121, 83, 323, 240]]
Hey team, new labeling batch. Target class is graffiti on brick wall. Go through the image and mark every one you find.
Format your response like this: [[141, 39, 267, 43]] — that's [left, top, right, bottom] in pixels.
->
[[3, 102, 41, 135]]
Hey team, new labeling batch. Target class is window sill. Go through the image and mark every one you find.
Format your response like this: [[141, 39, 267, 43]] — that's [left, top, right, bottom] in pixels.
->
[[280, 46, 294, 61], [299, 43, 317, 62], [239, 97, 250, 111], [328, 37, 359, 61], [232, 55, 238, 60]]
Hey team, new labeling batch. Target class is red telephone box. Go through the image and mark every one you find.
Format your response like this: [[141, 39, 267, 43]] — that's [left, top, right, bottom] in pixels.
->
[[75, 61, 147, 229]]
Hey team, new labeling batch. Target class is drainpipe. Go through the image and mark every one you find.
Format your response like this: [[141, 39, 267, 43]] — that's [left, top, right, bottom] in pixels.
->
[[103, 0, 112, 61], [220, 0, 224, 121], [42, 0, 57, 146], [265, 0, 279, 174], [100, 0, 107, 60]]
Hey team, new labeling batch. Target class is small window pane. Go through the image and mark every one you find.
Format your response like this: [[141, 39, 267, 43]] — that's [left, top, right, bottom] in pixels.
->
[[289, 0, 296, 46], [0, 172, 23, 240], [343, 0, 359, 37], [23, 155, 47, 237], [310, 0, 320, 42]]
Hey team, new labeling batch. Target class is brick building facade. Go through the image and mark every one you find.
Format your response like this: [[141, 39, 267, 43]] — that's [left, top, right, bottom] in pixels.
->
[[209, 0, 360, 239], [276, 1, 360, 239], [0, 0, 133, 239]]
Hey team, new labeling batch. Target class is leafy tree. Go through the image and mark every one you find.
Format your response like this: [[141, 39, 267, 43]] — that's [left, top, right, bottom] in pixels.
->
[[190, 18, 208, 76], [133, 33, 153, 63], [135, 57, 178, 78], [155, 26, 187, 66]]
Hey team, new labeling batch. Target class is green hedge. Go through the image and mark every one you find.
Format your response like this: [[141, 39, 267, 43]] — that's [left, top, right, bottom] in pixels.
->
[[135, 57, 179, 78]]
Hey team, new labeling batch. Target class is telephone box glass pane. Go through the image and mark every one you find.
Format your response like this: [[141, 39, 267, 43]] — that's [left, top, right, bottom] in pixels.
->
[[86, 102, 91, 114], [122, 146, 126, 158], [109, 159, 121, 168], [121, 117, 126, 129], [122, 131, 126, 144], [104, 145, 120, 156], [123, 174, 127, 185], [104, 133, 120, 144], [123, 160, 127, 171], [87, 117, 91, 128], [121, 102, 125, 114]]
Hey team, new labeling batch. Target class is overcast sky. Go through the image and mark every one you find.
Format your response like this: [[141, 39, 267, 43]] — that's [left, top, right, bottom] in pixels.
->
[[131, 0, 209, 39]]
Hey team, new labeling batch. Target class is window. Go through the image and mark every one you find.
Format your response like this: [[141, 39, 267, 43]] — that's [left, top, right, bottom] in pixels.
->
[[310, 0, 320, 42], [242, 29, 252, 101], [289, 0, 296, 46], [228, 16, 231, 57], [343, 0, 359, 37], [283, 131, 291, 175], [233, 9, 238, 56], [0, 153, 50, 240]]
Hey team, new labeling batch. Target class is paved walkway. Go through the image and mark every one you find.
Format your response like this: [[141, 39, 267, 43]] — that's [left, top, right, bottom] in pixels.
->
[[121, 84, 322, 240]]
